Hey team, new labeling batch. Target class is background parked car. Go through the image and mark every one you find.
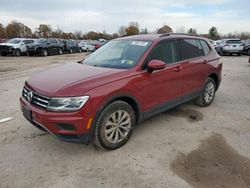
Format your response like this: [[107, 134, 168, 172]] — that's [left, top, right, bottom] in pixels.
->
[[216, 38, 243, 56], [0, 38, 35, 56], [27, 38, 63, 56], [62, 40, 81, 53], [78, 41, 95, 52], [242, 40, 250, 56]]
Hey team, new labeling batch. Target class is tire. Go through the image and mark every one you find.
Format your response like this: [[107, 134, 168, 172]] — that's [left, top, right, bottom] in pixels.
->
[[94, 100, 136, 150], [78, 48, 82, 53], [58, 48, 63, 55], [237, 52, 242, 56], [219, 49, 224, 56], [41, 49, 48, 56], [1, 52, 7, 56], [27, 52, 33, 56], [69, 48, 73, 54], [15, 49, 21, 56], [195, 77, 216, 107], [247, 49, 250, 56], [86, 48, 89, 52]]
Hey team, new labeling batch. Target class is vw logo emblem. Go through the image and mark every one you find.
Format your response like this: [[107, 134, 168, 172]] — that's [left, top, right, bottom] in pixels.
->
[[27, 91, 33, 103]]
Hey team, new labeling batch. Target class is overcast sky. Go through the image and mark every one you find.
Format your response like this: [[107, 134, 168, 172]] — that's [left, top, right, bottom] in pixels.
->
[[0, 0, 249, 34]]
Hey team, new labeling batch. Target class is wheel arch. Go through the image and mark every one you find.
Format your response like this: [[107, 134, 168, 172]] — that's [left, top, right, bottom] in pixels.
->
[[208, 73, 219, 90], [89, 94, 142, 142]]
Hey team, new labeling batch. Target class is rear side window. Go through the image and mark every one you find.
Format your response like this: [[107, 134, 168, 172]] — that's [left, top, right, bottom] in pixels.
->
[[200, 40, 211, 55], [146, 40, 179, 65], [51, 39, 58, 44], [178, 39, 204, 59]]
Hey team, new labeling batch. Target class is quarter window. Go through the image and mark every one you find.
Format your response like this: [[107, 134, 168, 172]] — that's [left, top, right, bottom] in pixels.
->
[[200, 40, 211, 55], [178, 39, 204, 59]]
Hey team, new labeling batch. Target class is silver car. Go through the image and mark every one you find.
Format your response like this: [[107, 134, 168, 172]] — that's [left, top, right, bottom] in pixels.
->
[[78, 41, 95, 52], [216, 38, 243, 56]]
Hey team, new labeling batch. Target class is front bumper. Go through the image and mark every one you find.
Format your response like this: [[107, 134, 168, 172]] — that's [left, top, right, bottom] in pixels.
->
[[0, 48, 14, 54], [20, 97, 93, 144]]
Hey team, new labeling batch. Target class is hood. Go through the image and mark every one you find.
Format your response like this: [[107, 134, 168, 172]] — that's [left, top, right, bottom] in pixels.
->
[[0, 43, 19, 47], [26, 63, 129, 97]]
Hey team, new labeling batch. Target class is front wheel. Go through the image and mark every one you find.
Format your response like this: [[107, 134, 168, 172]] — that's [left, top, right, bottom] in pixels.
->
[[15, 49, 21, 56], [94, 101, 136, 150], [219, 49, 224, 56], [195, 78, 216, 107]]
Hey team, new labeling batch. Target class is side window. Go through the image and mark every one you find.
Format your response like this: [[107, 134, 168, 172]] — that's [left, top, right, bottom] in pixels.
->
[[200, 40, 211, 55], [22, 40, 28, 44], [51, 39, 57, 44], [178, 39, 204, 60], [145, 40, 179, 67]]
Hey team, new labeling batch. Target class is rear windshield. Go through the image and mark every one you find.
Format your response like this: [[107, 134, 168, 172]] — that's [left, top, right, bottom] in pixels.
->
[[226, 40, 241, 44]]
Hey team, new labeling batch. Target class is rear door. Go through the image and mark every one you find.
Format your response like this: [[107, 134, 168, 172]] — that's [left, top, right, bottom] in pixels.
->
[[139, 39, 183, 112], [177, 38, 207, 101]]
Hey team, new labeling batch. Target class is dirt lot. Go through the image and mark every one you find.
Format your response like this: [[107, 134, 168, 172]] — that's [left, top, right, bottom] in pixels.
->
[[0, 53, 250, 188]]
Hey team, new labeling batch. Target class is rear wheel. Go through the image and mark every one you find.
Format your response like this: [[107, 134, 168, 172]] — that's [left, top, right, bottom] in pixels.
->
[[195, 77, 216, 107], [237, 52, 242, 56], [94, 101, 136, 150], [41, 49, 48, 56], [219, 49, 224, 56], [15, 49, 21, 56], [27, 52, 33, 56], [1, 52, 7, 56], [69, 48, 73, 54], [58, 48, 63, 55]]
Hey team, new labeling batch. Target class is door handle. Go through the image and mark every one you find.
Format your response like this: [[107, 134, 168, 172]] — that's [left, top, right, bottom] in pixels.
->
[[203, 60, 208, 64], [174, 66, 183, 72]]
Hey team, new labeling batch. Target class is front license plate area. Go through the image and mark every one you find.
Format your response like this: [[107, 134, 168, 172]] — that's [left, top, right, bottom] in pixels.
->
[[23, 107, 32, 122]]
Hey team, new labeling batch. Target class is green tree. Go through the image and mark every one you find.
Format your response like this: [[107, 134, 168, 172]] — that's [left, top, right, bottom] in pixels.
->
[[208, 26, 219, 40]]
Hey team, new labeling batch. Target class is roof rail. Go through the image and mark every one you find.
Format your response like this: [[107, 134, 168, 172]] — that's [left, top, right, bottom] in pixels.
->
[[160, 33, 200, 37]]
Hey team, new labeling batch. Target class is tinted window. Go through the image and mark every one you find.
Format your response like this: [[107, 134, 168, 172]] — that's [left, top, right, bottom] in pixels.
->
[[178, 39, 204, 59], [146, 40, 179, 65], [200, 40, 210, 55]]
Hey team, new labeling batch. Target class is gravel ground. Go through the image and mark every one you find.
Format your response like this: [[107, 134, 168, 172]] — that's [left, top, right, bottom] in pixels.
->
[[0, 53, 250, 188]]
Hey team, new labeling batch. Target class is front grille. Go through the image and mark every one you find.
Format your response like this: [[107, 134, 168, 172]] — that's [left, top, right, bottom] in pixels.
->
[[0, 45, 10, 50], [22, 87, 50, 109]]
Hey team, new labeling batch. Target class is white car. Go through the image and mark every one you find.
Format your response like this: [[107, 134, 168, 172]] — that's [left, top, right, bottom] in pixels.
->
[[78, 41, 95, 52], [0, 38, 35, 56]]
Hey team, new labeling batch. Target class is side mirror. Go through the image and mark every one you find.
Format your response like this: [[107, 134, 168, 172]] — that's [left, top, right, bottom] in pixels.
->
[[21, 42, 25, 45], [147, 59, 166, 73]]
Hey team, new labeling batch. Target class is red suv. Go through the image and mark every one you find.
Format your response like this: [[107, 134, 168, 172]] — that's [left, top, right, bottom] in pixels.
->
[[20, 34, 222, 150]]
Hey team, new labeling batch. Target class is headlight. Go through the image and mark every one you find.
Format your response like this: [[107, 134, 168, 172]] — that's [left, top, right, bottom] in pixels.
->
[[47, 96, 89, 112]]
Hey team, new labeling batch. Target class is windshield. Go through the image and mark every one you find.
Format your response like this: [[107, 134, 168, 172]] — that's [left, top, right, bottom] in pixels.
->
[[226, 40, 241, 44], [83, 40, 152, 69], [35, 39, 48, 44], [7, 39, 21, 44]]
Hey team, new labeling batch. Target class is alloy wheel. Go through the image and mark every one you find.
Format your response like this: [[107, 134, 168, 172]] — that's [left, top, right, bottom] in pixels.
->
[[104, 110, 131, 144]]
